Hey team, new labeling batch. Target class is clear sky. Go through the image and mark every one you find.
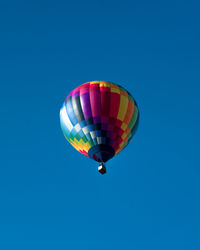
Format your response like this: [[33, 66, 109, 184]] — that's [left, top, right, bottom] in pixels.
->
[[0, 0, 200, 249]]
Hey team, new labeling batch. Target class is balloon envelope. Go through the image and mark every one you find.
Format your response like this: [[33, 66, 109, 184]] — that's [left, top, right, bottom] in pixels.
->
[[60, 81, 139, 163]]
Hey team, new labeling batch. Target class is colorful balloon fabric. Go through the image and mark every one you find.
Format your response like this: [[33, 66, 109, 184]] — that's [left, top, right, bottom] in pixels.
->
[[60, 81, 139, 163]]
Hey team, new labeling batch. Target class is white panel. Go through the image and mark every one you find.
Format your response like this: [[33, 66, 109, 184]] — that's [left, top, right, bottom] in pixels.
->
[[82, 126, 89, 134], [97, 137, 102, 144], [74, 123, 81, 133], [60, 105, 73, 132], [91, 131, 96, 139]]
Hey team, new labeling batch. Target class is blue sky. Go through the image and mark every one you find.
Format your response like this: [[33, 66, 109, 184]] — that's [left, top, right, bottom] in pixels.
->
[[0, 0, 200, 249]]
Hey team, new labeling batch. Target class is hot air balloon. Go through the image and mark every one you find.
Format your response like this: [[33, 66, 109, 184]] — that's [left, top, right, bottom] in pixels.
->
[[60, 81, 139, 174]]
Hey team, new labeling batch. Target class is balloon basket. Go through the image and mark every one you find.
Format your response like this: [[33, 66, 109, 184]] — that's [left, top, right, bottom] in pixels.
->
[[98, 163, 106, 175]]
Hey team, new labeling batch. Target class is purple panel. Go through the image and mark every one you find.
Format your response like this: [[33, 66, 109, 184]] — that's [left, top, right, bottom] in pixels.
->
[[80, 92, 92, 119], [101, 123, 107, 130], [106, 131, 113, 138], [108, 139, 114, 145], [93, 116, 101, 124], [107, 124, 114, 131]]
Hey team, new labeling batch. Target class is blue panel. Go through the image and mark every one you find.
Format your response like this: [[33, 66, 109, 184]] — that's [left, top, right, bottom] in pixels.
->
[[93, 138, 98, 145], [65, 97, 78, 126], [78, 130, 84, 138], [85, 133, 91, 141], [96, 130, 102, 137], [79, 120, 87, 128], [88, 124, 95, 132], [101, 137, 106, 144], [71, 128, 77, 136]]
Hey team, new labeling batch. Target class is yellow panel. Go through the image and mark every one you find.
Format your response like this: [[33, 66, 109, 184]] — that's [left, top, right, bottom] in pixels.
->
[[70, 139, 79, 151], [119, 141, 125, 148], [86, 141, 92, 148], [99, 81, 111, 88], [121, 133, 127, 140], [111, 87, 120, 94], [121, 122, 127, 131], [74, 138, 81, 150], [83, 142, 89, 150], [81, 146, 87, 152], [117, 94, 129, 121], [78, 141, 83, 149], [69, 138, 75, 145], [73, 139, 89, 153], [90, 81, 100, 85], [79, 140, 89, 152], [79, 139, 85, 146]]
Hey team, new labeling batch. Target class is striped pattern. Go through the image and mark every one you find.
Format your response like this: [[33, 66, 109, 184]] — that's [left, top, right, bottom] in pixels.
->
[[60, 81, 139, 161]]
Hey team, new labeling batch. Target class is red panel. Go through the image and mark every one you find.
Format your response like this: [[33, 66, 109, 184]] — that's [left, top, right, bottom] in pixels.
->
[[89, 84, 101, 117], [100, 86, 110, 117], [109, 92, 120, 118]]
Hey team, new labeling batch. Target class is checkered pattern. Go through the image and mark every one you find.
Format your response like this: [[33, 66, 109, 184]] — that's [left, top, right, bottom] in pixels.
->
[[60, 81, 139, 160]]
